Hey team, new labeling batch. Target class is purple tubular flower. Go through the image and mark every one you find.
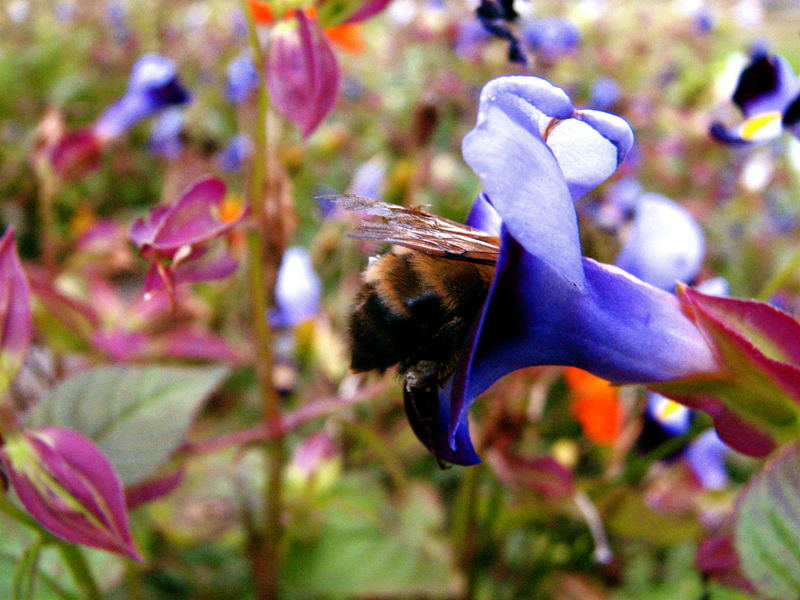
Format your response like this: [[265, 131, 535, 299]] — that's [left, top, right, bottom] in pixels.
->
[[148, 108, 185, 158], [710, 51, 800, 144], [0, 229, 32, 395], [433, 76, 718, 465], [226, 52, 258, 105], [270, 247, 321, 328], [685, 429, 730, 490], [0, 427, 141, 559], [615, 193, 705, 291], [94, 54, 191, 142], [267, 11, 340, 138], [521, 17, 580, 61]]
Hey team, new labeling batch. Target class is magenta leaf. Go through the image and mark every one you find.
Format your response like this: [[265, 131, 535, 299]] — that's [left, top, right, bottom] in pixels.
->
[[653, 286, 800, 456], [130, 177, 234, 256], [0, 427, 141, 560], [267, 11, 340, 138], [0, 229, 32, 396]]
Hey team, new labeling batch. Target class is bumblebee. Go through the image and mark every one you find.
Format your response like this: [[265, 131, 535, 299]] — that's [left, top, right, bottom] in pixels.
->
[[332, 195, 500, 462]]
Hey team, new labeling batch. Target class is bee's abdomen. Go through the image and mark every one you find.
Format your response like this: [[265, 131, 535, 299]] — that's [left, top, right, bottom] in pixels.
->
[[348, 250, 492, 375]]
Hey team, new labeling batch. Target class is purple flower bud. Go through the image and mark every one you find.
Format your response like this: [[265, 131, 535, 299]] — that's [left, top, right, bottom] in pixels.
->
[[94, 54, 191, 142], [270, 247, 321, 328], [267, 11, 340, 138], [130, 177, 242, 298], [0, 427, 141, 560], [226, 52, 258, 105], [0, 229, 32, 395]]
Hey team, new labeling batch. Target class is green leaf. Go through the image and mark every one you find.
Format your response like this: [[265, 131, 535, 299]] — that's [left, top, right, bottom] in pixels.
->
[[282, 476, 461, 598], [13, 538, 42, 600], [736, 444, 800, 599], [26, 365, 228, 486], [316, 0, 362, 27]]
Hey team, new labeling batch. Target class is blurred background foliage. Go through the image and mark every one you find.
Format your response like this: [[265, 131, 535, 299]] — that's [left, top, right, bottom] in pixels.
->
[[3, 0, 800, 598]]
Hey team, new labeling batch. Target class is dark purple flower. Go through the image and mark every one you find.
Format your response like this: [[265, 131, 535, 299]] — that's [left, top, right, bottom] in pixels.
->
[[0, 427, 141, 559], [267, 11, 340, 138], [0, 229, 32, 396], [94, 54, 190, 142], [226, 52, 258, 104], [520, 17, 580, 61], [475, 0, 525, 63], [710, 50, 800, 145]]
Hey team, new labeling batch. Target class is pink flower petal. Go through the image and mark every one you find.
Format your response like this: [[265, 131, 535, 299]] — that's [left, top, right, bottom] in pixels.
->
[[267, 12, 340, 137]]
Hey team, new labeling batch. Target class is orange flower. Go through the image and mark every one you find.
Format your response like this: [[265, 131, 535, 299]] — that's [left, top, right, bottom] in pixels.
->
[[563, 367, 624, 446], [247, 1, 365, 54]]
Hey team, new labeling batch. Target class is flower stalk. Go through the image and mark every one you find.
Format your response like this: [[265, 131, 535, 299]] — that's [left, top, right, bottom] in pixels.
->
[[241, 2, 286, 598], [0, 495, 102, 600]]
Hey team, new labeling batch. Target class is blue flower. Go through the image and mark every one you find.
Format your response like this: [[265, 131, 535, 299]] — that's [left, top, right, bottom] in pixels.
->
[[520, 17, 580, 61], [614, 192, 705, 292], [710, 50, 800, 145], [226, 52, 258, 105], [217, 134, 253, 172], [685, 429, 730, 490], [270, 247, 321, 329], [94, 54, 191, 142], [589, 76, 620, 111], [148, 108, 185, 158], [422, 76, 718, 465]]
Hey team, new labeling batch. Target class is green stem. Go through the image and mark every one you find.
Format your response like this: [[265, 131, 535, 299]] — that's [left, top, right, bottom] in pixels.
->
[[756, 245, 800, 301], [54, 542, 103, 600], [240, 3, 286, 599], [0, 496, 102, 599], [37, 166, 59, 271], [451, 464, 482, 600]]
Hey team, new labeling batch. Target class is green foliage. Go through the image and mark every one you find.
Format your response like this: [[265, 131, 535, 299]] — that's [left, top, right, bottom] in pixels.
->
[[736, 444, 800, 599], [25, 365, 228, 485]]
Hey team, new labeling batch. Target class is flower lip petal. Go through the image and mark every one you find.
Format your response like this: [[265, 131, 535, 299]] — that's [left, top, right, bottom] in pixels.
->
[[462, 79, 585, 289], [544, 116, 623, 201], [476, 75, 575, 124]]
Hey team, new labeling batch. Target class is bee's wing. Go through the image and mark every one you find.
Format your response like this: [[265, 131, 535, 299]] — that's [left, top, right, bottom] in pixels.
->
[[326, 194, 500, 265]]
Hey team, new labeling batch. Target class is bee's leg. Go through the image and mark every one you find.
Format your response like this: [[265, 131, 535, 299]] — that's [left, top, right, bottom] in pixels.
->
[[402, 361, 451, 469]]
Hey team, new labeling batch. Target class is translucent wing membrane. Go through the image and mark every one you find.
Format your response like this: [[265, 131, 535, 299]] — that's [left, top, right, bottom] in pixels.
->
[[327, 194, 501, 265]]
